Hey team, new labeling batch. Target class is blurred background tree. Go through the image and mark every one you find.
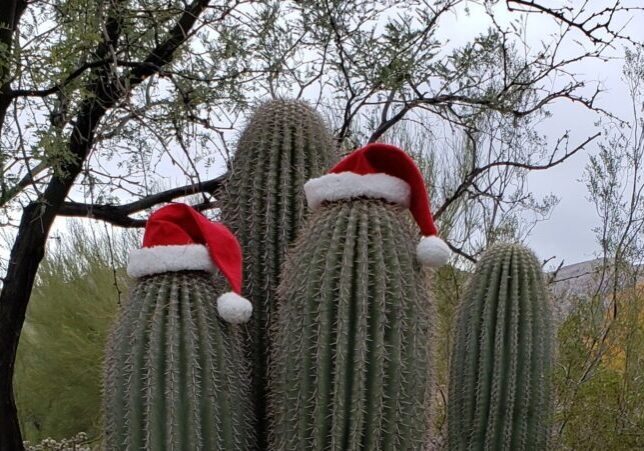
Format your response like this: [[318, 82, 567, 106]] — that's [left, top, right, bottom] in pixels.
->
[[551, 45, 644, 450], [554, 286, 643, 449], [13, 223, 132, 445]]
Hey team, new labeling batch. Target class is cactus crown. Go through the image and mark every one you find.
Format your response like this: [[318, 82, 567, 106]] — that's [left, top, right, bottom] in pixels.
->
[[221, 99, 336, 289], [447, 243, 554, 451]]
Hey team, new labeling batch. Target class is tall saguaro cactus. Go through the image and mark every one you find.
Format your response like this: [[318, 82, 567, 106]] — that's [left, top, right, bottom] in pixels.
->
[[219, 99, 336, 444], [447, 243, 554, 451], [269, 199, 432, 450], [103, 271, 254, 450]]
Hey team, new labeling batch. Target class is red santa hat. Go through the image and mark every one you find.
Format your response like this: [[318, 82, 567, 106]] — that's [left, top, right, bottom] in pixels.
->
[[126, 203, 252, 324], [304, 143, 450, 266]]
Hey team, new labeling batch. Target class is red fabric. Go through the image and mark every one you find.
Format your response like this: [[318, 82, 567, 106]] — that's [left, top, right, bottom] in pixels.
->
[[330, 143, 438, 236], [142, 203, 243, 293]]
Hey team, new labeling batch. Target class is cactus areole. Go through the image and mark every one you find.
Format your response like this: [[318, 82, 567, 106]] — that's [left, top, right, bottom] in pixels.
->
[[269, 144, 448, 450], [447, 243, 554, 451], [104, 204, 255, 450]]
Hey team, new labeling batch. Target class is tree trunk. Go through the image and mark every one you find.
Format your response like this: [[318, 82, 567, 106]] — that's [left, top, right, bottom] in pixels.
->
[[0, 0, 27, 136], [0, 204, 53, 448], [0, 2, 30, 446], [0, 94, 108, 448], [0, 1, 210, 447]]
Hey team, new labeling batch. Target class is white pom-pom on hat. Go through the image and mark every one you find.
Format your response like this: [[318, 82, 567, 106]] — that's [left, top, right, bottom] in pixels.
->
[[416, 235, 451, 267], [217, 292, 253, 324], [303, 143, 451, 266]]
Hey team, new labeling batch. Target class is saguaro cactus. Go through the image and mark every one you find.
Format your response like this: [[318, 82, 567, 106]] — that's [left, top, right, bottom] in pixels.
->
[[268, 143, 448, 450], [103, 204, 254, 450], [103, 272, 254, 450], [219, 99, 336, 444], [447, 243, 554, 451], [269, 199, 433, 450]]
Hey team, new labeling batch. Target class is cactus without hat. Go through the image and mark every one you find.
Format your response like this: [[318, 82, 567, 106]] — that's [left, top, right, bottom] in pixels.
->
[[219, 99, 337, 445], [447, 243, 554, 451]]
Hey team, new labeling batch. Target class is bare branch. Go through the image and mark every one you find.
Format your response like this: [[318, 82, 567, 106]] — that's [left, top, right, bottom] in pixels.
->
[[435, 132, 601, 219], [507, 0, 643, 45], [58, 173, 226, 227]]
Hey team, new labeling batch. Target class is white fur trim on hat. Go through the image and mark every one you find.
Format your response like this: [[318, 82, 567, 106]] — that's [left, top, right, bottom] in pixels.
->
[[416, 235, 451, 267], [304, 172, 411, 209], [127, 244, 215, 278], [217, 292, 253, 324]]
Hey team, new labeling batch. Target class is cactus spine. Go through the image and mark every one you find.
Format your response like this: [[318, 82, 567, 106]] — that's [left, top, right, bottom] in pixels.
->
[[219, 99, 336, 445], [103, 271, 253, 450], [269, 199, 432, 450], [447, 243, 554, 451]]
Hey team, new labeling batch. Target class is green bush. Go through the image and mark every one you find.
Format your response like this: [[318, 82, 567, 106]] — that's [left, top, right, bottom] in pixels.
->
[[14, 223, 131, 443], [554, 286, 644, 449]]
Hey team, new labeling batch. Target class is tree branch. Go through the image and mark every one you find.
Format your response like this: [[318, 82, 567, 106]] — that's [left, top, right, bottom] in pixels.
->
[[10, 60, 150, 97], [58, 173, 226, 227], [447, 241, 477, 263], [0, 0, 213, 447], [434, 132, 601, 220], [0, 0, 28, 136], [507, 0, 643, 45]]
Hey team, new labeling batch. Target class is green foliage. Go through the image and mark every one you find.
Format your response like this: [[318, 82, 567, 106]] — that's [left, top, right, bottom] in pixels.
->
[[269, 199, 432, 450], [554, 286, 644, 450], [219, 98, 337, 446], [103, 271, 254, 450], [448, 243, 554, 451], [36, 131, 78, 177], [427, 264, 468, 447], [14, 224, 128, 444]]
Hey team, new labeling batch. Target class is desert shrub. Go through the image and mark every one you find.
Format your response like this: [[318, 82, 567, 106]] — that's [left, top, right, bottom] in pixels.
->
[[24, 432, 90, 450], [554, 285, 644, 449], [14, 223, 133, 443]]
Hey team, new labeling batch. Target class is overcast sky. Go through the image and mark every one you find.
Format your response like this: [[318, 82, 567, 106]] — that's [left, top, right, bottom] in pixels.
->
[[437, 2, 644, 268], [522, 9, 642, 268]]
